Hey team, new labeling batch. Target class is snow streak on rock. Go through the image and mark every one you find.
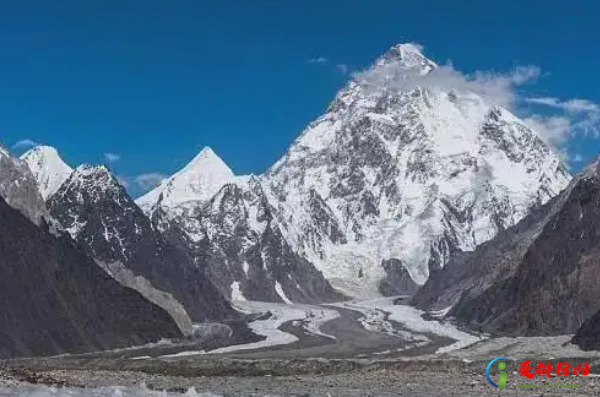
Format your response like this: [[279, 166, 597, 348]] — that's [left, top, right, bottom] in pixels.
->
[[139, 153, 342, 304]]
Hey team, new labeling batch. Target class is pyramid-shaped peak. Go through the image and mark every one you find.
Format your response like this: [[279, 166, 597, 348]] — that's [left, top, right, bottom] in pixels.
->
[[136, 146, 236, 212], [197, 146, 217, 158], [391, 43, 426, 57], [183, 146, 233, 175], [375, 42, 437, 72]]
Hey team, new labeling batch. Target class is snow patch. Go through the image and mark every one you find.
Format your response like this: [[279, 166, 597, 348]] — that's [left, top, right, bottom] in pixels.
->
[[230, 281, 245, 301], [275, 281, 293, 304]]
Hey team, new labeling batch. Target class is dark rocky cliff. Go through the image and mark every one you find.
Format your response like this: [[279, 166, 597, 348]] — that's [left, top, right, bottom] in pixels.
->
[[0, 197, 182, 358]]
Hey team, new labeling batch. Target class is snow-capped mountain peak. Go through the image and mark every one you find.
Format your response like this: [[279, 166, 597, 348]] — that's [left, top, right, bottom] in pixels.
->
[[375, 43, 438, 73], [136, 146, 236, 213], [58, 164, 126, 206], [47, 159, 235, 322], [21, 145, 73, 200], [262, 45, 571, 296], [182, 146, 232, 175]]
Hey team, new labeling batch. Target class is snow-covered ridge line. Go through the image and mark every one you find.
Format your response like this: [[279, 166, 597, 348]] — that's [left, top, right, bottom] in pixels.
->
[[21, 145, 73, 200]]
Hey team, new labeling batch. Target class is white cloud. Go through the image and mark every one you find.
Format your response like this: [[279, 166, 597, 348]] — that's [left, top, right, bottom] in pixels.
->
[[336, 64, 349, 75], [524, 97, 600, 143], [12, 139, 39, 150], [526, 97, 599, 113], [135, 173, 167, 191], [523, 115, 573, 146], [103, 152, 121, 163], [307, 56, 328, 64], [354, 62, 540, 109], [353, 43, 600, 158], [308, 56, 352, 75], [116, 175, 130, 189]]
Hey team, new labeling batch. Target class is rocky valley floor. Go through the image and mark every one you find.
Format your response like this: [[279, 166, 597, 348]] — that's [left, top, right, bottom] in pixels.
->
[[2, 298, 600, 396]]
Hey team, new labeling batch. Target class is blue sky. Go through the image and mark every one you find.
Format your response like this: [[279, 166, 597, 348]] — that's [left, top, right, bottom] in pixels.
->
[[1, 1, 599, 197]]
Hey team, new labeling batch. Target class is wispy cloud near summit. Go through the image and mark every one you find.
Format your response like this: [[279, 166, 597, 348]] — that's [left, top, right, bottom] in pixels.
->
[[306, 56, 328, 64], [103, 153, 121, 163], [12, 139, 39, 150], [134, 173, 167, 191], [353, 43, 599, 156]]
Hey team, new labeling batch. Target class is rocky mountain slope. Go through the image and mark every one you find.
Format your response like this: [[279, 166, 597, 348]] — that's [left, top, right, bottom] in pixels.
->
[[412, 190, 568, 313], [0, 148, 182, 358], [0, 146, 47, 224], [46, 163, 235, 322], [13, 44, 573, 306], [261, 43, 571, 295], [416, 157, 600, 339], [0, 196, 182, 358], [139, 149, 342, 303], [573, 309, 600, 350]]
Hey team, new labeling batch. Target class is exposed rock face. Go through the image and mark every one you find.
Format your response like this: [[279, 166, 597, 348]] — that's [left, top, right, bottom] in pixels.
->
[[139, 149, 343, 304], [47, 164, 235, 322], [417, 159, 600, 337], [573, 310, 600, 350], [412, 191, 566, 313], [150, 176, 343, 303], [379, 259, 420, 296], [96, 260, 194, 336], [10, 45, 575, 313], [0, 196, 182, 358], [0, 146, 47, 224], [261, 44, 570, 294], [22, 45, 570, 302]]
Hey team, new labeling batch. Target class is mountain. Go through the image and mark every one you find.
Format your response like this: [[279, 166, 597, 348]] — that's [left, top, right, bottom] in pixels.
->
[[0, 196, 182, 358], [138, 149, 342, 303], [261, 43, 571, 295], [0, 145, 47, 224], [412, 191, 567, 313], [137, 147, 237, 214], [47, 164, 235, 323], [416, 157, 600, 338], [0, 148, 182, 358], [573, 309, 600, 350], [21, 145, 73, 200]]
